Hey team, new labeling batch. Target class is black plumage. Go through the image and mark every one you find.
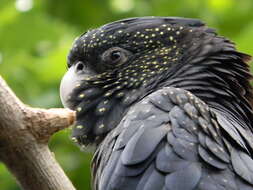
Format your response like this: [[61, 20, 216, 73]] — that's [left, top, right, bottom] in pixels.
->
[[60, 17, 253, 189]]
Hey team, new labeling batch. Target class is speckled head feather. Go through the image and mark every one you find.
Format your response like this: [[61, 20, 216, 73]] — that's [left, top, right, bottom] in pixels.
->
[[62, 17, 253, 146], [68, 17, 208, 70]]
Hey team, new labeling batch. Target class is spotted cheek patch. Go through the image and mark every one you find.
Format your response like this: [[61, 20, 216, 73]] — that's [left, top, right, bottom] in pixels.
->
[[72, 114, 97, 145], [71, 98, 127, 145], [69, 77, 128, 145]]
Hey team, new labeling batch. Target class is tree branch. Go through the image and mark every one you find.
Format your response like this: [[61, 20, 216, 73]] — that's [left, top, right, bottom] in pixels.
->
[[0, 75, 76, 190]]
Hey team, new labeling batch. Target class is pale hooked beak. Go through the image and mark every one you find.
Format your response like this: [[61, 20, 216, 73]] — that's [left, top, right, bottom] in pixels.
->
[[60, 66, 83, 108], [60, 61, 96, 108]]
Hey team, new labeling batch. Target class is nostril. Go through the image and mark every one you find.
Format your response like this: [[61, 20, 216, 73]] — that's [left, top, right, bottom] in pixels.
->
[[76, 61, 85, 71]]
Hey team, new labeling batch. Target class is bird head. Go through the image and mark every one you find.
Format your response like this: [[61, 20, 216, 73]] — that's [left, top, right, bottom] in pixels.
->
[[60, 17, 253, 145]]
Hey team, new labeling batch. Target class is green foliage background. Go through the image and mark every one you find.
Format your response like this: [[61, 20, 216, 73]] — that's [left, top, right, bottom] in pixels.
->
[[0, 0, 253, 189]]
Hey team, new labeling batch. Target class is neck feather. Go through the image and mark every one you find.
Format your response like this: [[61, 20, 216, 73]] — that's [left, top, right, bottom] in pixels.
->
[[166, 51, 253, 132]]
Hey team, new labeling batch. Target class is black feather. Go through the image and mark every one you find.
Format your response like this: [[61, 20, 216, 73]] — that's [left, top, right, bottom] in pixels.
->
[[62, 17, 253, 190]]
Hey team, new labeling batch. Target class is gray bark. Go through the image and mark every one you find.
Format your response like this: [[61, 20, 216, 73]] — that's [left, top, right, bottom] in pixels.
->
[[0, 76, 76, 190]]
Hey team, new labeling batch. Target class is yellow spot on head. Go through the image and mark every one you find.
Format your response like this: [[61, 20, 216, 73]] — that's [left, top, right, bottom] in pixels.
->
[[76, 125, 83, 129], [84, 76, 91, 81], [99, 124, 105, 129], [77, 107, 82, 112], [79, 94, 85, 98], [116, 92, 124, 97], [71, 137, 78, 142], [104, 92, 112, 97], [99, 107, 106, 113]]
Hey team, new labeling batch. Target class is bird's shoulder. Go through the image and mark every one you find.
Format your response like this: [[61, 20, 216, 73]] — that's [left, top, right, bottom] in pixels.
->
[[93, 87, 253, 190]]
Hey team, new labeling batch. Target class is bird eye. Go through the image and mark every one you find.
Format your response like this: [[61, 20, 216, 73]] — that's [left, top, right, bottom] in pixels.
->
[[75, 61, 86, 73], [102, 47, 131, 65], [110, 50, 121, 62]]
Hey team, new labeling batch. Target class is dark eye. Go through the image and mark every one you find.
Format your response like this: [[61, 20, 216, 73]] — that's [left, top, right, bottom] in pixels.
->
[[110, 51, 121, 62], [102, 47, 131, 65], [75, 61, 86, 73]]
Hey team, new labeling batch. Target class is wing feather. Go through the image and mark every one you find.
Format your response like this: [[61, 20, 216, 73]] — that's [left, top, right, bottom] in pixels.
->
[[94, 87, 253, 190]]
